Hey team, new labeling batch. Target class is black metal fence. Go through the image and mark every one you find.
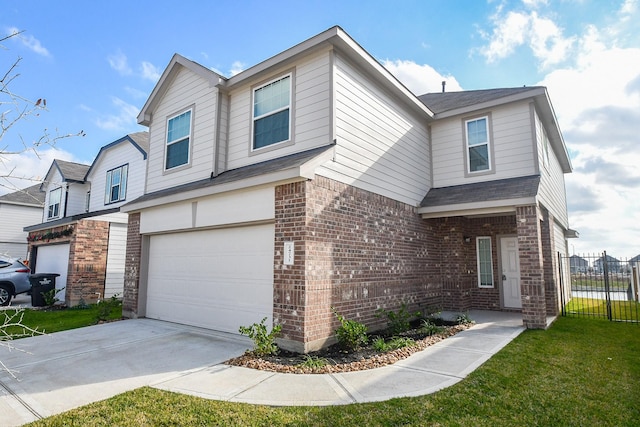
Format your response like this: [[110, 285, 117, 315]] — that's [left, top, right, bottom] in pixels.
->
[[559, 252, 640, 323]]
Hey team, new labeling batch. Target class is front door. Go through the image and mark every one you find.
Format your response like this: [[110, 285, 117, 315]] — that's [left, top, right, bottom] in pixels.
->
[[500, 236, 522, 308]]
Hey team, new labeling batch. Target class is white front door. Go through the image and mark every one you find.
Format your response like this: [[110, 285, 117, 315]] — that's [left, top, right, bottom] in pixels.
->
[[500, 236, 522, 309]]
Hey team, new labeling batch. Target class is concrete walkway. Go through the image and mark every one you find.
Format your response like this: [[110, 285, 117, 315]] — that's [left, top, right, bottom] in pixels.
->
[[154, 310, 525, 406], [0, 310, 524, 426]]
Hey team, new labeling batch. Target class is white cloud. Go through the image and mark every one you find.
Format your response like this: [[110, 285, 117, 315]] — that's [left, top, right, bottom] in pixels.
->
[[0, 147, 80, 195], [229, 61, 245, 77], [94, 97, 140, 131], [108, 50, 132, 75], [140, 61, 161, 82], [6, 27, 50, 57], [382, 60, 463, 95], [478, 10, 575, 69]]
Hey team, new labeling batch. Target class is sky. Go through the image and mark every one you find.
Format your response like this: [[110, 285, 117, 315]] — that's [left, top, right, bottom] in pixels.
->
[[1, 0, 638, 258]]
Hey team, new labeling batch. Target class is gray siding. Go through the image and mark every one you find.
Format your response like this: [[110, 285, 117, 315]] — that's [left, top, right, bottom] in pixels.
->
[[318, 52, 430, 206], [431, 101, 536, 188], [145, 67, 219, 193]]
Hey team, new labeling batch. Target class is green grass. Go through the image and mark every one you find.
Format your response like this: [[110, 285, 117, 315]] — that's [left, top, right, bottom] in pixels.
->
[[26, 317, 640, 426], [1, 304, 123, 339], [564, 297, 640, 322]]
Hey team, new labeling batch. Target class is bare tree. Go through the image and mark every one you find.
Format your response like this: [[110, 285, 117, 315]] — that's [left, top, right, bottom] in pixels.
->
[[0, 30, 84, 196]]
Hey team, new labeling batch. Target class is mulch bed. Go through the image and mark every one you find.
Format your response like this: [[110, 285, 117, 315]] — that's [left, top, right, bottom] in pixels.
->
[[225, 323, 472, 374]]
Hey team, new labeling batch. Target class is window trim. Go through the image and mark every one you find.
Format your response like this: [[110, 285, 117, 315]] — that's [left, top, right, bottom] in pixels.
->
[[104, 164, 128, 205], [47, 187, 62, 220], [250, 72, 294, 154], [164, 107, 194, 171], [462, 113, 495, 177], [476, 236, 494, 288]]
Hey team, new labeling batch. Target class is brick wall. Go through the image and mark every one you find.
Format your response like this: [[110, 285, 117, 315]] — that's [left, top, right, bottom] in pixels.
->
[[274, 176, 439, 353], [429, 215, 517, 312], [516, 205, 547, 328], [66, 220, 110, 305], [122, 212, 141, 318]]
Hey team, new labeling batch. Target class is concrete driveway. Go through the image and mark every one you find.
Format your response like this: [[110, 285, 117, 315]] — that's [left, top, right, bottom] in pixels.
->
[[0, 318, 251, 426]]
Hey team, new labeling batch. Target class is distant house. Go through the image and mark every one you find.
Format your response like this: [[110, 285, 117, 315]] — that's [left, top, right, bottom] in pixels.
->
[[0, 185, 44, 259], [25, 132, 148, 305], [569, 255, 589, 274], [121, 27, 576, 353], [593, 255, 622, 274]]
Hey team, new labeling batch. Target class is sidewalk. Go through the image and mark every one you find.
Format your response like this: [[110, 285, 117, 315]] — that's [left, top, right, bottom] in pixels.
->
[[152, 310, 525, 406]]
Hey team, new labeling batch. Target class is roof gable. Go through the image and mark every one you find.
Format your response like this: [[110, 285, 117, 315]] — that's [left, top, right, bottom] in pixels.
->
[[40, 159, 90, 192], [138, 54, 225, 126], [84, 132, 149, 179]]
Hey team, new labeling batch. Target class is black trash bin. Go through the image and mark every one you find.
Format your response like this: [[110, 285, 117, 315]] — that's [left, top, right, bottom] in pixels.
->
[[29, 273, 60, 307]]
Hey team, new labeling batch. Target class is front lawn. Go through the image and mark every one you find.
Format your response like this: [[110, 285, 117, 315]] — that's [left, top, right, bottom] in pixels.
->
[[27, 316, 640, 426], [1, 302, 122, 339]]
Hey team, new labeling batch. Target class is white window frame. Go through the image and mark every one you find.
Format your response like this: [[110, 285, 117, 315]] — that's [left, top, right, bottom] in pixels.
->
[[105, 164, 128, 204], [47, 187, 62, 220], [464, 115, 493, 175], [251, 73, 292, 151], [165, 108, 193, 170], [476, 236, 494, 288]]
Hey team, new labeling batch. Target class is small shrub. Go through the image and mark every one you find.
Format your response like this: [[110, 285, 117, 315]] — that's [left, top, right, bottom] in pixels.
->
[[298, 355, 328, 369], [376, 302, 421, 335], [95, 294, 122, 322], [419, 319, 443, 336], [386, 336, 415, 350], [41, 287, 65, 306], [332, 308, 368, 351], [456, 312, 474, 325], [238, 317, 282, 357], [372, 337, 389, 352]]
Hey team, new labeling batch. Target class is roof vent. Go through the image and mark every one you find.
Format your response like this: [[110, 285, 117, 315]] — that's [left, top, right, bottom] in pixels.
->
[[442, 80, 446, 93]]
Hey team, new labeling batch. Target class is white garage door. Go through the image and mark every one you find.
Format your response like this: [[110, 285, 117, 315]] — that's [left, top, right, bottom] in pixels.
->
[[35, 243, 70, 302], [146, 223, 274, 334]]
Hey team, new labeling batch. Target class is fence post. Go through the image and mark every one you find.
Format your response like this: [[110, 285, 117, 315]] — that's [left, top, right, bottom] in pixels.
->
[[633, 265, 639, 303], [603, 251, 612, 321], [558, 252, 566, 316]]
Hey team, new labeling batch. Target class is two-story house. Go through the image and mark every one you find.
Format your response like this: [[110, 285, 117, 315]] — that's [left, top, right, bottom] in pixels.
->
[[121, 26, 575, 353], [25, 132, 148, 305], [0, 184, 45, 259]]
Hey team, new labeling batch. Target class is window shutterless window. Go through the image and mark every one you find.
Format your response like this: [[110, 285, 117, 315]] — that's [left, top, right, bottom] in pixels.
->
[[476, 237, 494, 288], [47, 187, 62, 219], [252, 75, 291, 150], [105, 164, 128, 204], [166, 109, 192, 169], [465, 116, 491, 173]]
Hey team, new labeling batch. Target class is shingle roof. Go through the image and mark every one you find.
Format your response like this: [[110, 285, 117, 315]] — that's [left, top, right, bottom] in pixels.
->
[[128, 131, 150, 154], [0, 184, 45, 206], [418, 87, 542, 114], [420, 175, 540, 208], [126, 144, 335, 206], [55, 159, 90, 182]]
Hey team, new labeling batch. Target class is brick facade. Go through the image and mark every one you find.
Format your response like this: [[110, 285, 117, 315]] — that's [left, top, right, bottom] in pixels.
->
[[274, 177, 439, 353], [27, 220, 110, 306], [122, 212, 142, 318]]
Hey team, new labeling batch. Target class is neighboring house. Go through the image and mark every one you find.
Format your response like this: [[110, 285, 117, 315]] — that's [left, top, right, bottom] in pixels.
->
[[121, 26, 576, 353], [569, 255, 589, 274], [25, 132, 148, 305], [593, 255, 622, 274], [0, 185, 45, 259]]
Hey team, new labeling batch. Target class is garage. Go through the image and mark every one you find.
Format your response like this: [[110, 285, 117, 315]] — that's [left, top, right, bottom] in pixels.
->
[[145, 223, 274, 334], [34, 243, 70, 302]]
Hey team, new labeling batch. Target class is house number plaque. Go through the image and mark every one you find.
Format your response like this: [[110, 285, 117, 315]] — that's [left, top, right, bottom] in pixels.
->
[[284, 241, 295, 265]]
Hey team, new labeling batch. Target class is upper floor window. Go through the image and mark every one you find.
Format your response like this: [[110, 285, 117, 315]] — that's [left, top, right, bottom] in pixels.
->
[[476, 236, 494, 288], [47, 187, 62, 219], [465, 116, 492, 173], [252, 74, 291, 150], [105, 164, 128, 204], [166, 109, 192, 169]]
